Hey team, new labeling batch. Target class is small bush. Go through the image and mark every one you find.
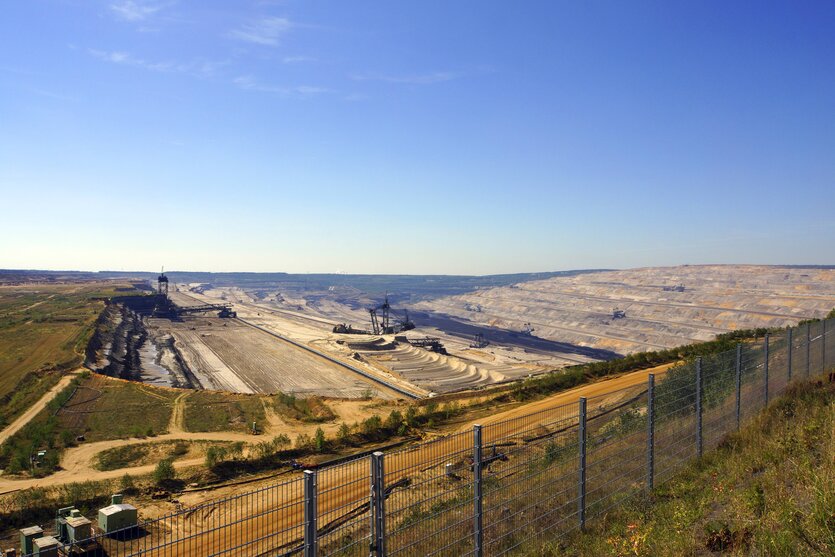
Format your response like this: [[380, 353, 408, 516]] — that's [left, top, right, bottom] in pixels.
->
[[153, 459, 175, 485], [119, 473, 135, 493]]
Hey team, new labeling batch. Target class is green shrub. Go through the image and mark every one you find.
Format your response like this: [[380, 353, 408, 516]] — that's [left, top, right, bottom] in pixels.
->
[[119, 474, 135, 493], [153, 459, 175, 485]]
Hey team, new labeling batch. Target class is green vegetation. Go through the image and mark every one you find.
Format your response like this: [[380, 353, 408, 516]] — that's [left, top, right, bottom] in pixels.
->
[[0, 282, 143, 427], [0, 480, 116, 531], [517, 380, 835, 556], [505, 327, 779, 402], [201, 404, 451, 478], [0, 375, 177, 476], [94, 440, 224, 471], [119, 473, 136, 494], [81, 380, 178, 441], [273, 393, 336, 423], [0, 370, 63, 430], [153, 458, 175, 485], [0, 377, 84, 475], [184, 391, 266, 432], [205, 441, 247, 468]]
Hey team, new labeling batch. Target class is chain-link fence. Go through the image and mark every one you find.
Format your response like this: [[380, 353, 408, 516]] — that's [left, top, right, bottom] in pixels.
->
[[15, 318, 834, 557]]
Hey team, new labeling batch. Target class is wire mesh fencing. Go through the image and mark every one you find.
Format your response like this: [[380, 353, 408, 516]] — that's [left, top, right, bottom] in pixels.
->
[[15, 318, 834, 557]]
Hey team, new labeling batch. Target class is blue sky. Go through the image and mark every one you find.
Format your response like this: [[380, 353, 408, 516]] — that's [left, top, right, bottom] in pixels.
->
[[1, 1, 834, 274]]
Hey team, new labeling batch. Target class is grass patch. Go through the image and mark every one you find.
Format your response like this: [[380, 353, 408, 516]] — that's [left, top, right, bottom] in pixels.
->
[[184, 391, 267, 432], [0, 375, 178, 476], [0, 479, 120, 533], [0, 369, 63, 429], [80, 379, 178, 441], [0, 282, 144, 426], [515, 379, 835, 556], [273, 393, 336, 423], [94, 440, 230, 471], [0, 377, 84, 475]]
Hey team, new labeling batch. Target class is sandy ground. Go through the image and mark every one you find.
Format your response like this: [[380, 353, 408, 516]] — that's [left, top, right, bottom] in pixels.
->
[[417, 266, 835, 354], [170, 289, 428, 397], [186, 287, 575, 395], [0, 391, 402, 495], [109, 362, 674, 556], [148, 315, 399, 398]]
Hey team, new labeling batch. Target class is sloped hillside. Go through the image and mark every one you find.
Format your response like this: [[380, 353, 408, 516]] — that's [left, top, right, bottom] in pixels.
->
[[416, 265, 835, 354]]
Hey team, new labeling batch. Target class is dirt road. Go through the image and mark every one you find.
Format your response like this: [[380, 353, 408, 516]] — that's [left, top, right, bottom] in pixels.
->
[[0, 393, 401, 495], [0, 430, 256, 495], [154, 363, 672, 556], [472, 362, 673, 429], [0, 363, 671, 554], [0, 369, 81, 447]]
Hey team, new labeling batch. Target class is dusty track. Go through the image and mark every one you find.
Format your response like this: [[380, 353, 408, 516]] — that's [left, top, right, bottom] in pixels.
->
[[0, 430, 257, 495], [0, 390, 401, 495], [0, 364, 669, 499], [0, 369, 81, 447], [139, 364, 673, 556]]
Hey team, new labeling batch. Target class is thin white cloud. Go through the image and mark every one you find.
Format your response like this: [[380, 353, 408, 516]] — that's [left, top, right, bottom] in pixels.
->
[[110, 1, 165, 22], [351, 71, 458, 85], [233, 75, 328, 96], [30, 88, 77, 102], [228, 16, 292, 46], [282, 55, 316, 64], [88, 49, 224, 78], [89, 49, 162, 69]]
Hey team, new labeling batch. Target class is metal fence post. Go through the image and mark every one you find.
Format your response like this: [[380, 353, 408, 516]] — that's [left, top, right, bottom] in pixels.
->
[[578, 397, 587, 530], [787, 327, 793, 381], [735, 344, 742, 431], [473, 424, 483, 557], [646, 374, 655, 491], [822, 320, 827, 373], [303, 470, 317, 557], [696, 358, 703, 458], [763, 333, 770, 406], [371, 452, 386, 557], [806, 322, 811, 378]]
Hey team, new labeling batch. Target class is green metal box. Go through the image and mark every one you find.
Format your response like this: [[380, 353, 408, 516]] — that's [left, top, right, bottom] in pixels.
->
[[33, 535, 59, 557], [19, 525, 43, 555], [98, 503, 138, 534]]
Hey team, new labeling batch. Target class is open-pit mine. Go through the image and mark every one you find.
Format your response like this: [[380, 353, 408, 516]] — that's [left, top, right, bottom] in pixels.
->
[[86, 265, 835, 399]]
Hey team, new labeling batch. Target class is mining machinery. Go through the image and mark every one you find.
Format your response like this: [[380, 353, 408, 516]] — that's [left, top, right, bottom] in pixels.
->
[[332, 323, 370, 334], [612, 307, 626, 319], [407, 337, 447, 354], [369, 294, 415, 335], [153, 268, 175, 316], [157, 267, 169, 296], [331, 294, 415, 335], [176, 304, 236, 318], [520, 322, 534, 336], [153, 301, 236, 319], [469, 333, 490, 348], [150, 267, 235, 318], [662, 284, 686, 292]]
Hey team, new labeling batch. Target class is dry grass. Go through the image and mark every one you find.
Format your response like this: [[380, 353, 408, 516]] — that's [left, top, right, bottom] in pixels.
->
[[0, 282, 141, 426], [516, 380, 835, 556], [77, 376, 180, 441], [184, 390, 267, 432], [94, 439, 231, 471]]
